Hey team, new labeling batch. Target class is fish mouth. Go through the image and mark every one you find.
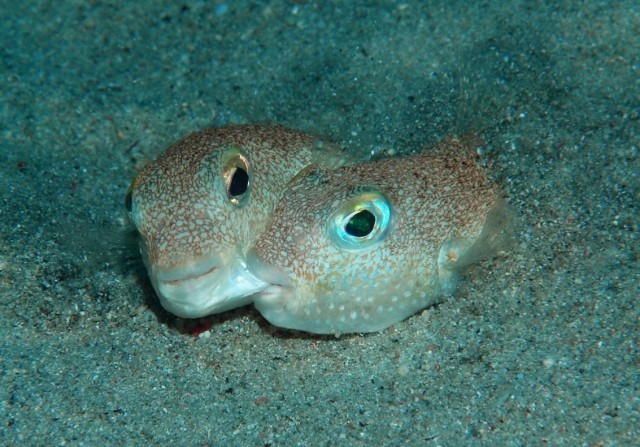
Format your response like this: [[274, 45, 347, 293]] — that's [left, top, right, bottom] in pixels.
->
[[151, 254, 269, 318], [245, 248, 296, 328], [160, 264, 219, 287]]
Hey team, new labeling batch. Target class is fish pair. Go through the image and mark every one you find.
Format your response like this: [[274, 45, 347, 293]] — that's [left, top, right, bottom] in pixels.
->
[[125, 125, 509, 334]]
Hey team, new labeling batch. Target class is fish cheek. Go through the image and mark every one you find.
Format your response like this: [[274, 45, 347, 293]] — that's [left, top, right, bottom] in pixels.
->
[[292, 229, 307, 247]]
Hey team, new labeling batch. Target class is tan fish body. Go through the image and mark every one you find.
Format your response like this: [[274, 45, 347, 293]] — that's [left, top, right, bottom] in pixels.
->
[[247, 136, 510, 334], [126, 124, 348, 318]]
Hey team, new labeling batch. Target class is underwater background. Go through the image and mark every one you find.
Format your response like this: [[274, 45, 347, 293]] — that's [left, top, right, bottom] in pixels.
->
[[1, 1, 638, 445]]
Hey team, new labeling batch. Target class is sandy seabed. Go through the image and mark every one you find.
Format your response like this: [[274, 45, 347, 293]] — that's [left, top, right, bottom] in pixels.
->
[[1, 1, 638, 445]]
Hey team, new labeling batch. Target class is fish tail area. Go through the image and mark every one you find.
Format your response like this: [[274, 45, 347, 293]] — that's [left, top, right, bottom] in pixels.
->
[[437, 196, 512, 294], [455, 196, 514, 269]]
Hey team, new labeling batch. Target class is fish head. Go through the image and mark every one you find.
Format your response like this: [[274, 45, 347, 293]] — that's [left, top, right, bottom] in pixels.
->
[[125, 125, 334, 318], [247, 138, 508, 334]]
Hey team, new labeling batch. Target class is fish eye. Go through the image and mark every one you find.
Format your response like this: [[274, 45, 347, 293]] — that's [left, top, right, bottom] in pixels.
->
[[344, 209, 376, 237], [125, 187, 133, 214], [126, 173, 146, 218], [125, 177, 140, 217], [329, 191, 393, 250], [228, 166, 249, 196], [222, 151, 250, 206]]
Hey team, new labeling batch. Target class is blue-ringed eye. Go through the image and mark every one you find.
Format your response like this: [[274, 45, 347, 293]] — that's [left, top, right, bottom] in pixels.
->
[[329, 191, 393, 250]]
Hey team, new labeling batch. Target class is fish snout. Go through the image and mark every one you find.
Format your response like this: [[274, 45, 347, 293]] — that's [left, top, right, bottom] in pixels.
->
[[151, 254, 268, 318]]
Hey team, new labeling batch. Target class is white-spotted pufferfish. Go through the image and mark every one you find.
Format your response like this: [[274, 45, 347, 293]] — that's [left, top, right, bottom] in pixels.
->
[[247, 136, 510, 334], [125, 125, 349, 318]]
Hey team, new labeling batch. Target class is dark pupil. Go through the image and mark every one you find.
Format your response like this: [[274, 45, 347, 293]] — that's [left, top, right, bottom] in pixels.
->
[[124, 190, 133, 213], [345, 210, 375, 237], [229, 167, 249, 197]]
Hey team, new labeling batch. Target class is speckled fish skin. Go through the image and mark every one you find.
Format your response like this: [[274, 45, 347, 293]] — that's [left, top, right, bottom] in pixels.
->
[[126, 124, 348, 318], [247, 136, 509, 334]]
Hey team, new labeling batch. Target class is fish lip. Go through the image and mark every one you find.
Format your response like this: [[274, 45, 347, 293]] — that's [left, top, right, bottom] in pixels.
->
[[158, 264, 219, 287], [154, 253, 222, 284], [150, 254, 269, 318], [245, 248, 292, 289]]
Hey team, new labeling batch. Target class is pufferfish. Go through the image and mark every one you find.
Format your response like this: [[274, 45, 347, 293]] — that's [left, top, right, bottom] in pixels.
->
[[247, 136, 510, 334], [125, 124, 348, 318]]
